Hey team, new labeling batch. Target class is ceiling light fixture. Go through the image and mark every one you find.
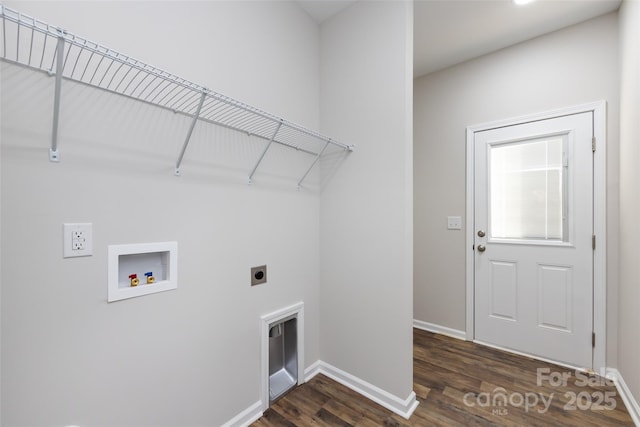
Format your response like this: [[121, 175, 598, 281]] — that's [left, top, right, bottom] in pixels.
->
[[513, 0, 536, 5]]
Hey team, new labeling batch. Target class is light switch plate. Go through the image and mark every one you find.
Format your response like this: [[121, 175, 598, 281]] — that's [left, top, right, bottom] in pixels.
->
[[447, 216, 462, 230], [63, 223, 93, 258]]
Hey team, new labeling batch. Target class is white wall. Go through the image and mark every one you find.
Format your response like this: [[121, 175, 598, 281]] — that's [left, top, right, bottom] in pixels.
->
[[1, 1, 322, 426], [618, 0, 640, 406], [414, 13, 620, 363], [319, 0, 415, 404]]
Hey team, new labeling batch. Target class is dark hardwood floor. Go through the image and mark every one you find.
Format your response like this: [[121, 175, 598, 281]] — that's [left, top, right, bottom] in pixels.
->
[[253, 328, 634, 426]]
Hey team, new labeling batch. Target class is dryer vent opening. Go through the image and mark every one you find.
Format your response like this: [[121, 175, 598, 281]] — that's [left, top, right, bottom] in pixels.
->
[[268, 317, 297, 403]]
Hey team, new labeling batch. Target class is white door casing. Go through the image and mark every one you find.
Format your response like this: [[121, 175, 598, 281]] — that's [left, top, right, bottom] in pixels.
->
[[465, 102, 607, 372]]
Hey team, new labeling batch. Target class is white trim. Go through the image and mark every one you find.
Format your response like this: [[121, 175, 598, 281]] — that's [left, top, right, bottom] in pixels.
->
[[260, 302, 305, 412], [304, 360, 323, 380], [465, 101, 607, 372], [413, 319, 466, 340], [466, 126, 476, 341], [221, 400, 263, 427], [466, 101, 606, 133], [304, 360, 419, 419], [591, 101, 607, 372], [605, 368, 640, 426]]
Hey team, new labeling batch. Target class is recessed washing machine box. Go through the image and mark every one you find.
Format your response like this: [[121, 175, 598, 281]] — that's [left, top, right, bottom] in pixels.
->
[[107, 241, 178, 302]]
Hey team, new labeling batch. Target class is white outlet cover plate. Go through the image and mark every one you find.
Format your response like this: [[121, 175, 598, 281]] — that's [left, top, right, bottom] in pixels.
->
[[63, 223, 93, 258]]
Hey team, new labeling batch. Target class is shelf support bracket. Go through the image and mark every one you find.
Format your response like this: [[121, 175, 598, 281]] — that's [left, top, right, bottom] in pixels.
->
[[248, 120, 283, 185], [297, 139, 330, 189], [49, 32, 65, 162], [175, 91, 207, 176]]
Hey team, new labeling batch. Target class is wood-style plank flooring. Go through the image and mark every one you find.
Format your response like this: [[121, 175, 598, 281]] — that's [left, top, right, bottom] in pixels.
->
[[252, 328, 634, 426]]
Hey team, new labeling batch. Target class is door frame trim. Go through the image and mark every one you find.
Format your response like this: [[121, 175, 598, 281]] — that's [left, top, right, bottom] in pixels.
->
[[465, 101, 607, 372]]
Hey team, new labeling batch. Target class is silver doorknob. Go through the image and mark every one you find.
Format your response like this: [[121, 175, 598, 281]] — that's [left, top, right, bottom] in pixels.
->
[[477, 230, 486, 237], [477, 245, 486, 252]]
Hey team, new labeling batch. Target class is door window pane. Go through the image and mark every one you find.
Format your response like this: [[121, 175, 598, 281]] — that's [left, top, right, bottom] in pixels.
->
[[490, 137, 566, 241]]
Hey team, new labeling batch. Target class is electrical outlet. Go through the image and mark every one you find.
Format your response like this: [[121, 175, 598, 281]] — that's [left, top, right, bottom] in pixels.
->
[[64, 223, 93, 258], [72, 230, 85, 250]]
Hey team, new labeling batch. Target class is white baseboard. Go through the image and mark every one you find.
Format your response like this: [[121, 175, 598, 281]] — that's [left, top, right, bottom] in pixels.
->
[[305, 360, 323, 380], [304, 360, 419, 419], [413, 319, 466, 340], [606, 368, 640, 426], [221, 400, 263, 427]]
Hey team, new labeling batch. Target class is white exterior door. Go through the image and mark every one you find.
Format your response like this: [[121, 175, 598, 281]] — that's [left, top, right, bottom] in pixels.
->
[[474, 112, 594, 369]]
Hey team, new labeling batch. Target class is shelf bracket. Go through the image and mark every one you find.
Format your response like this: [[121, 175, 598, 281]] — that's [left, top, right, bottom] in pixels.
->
[[248, 120, 283, 185], [297, 139, 330, 189], [49, 31, 65, 162], [175, 91, 207, 176]]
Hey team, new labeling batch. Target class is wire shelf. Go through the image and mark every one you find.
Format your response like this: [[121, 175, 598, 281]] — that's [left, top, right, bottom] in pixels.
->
[[0, 4, 353, 185]]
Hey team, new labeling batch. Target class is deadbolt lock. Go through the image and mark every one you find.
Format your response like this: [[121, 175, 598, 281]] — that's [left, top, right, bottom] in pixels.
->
[[477, 230, 486, 237]]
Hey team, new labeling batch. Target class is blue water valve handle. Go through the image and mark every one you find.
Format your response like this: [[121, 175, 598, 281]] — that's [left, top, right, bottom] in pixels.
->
[[145, 271, 155, 284]]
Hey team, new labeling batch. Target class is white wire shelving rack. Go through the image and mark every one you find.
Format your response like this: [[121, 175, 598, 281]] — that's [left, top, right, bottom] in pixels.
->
[[0, 4, 353, 187]]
